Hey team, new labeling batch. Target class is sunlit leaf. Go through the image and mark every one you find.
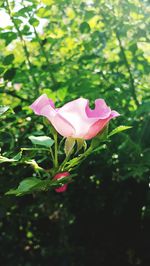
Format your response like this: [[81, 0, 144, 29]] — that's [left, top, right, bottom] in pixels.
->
[[0, 152, 22, 163], [108, 126, 132, 138], [0, 106, 9, 116]]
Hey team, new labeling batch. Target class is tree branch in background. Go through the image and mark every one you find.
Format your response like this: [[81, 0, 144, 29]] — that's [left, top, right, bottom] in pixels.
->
[[21, 3, 57, 87], [32, 24, 57, 87], [5, 0, 40, 94], [115, 30, 140, 107]]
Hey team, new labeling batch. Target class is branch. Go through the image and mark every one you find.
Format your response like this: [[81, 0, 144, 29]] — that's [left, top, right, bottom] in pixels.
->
[[115, 30, 140, 107], [5, 0, 39, 93], [25, 8, 57, 87]]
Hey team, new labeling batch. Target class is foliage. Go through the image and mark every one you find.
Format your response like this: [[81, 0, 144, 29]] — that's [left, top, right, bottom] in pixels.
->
[[0, 0, 150, 265]]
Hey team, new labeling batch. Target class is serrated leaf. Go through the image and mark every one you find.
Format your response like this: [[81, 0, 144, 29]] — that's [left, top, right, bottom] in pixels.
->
[[108, 126, 132, 138], [29, 135, 54, 148]]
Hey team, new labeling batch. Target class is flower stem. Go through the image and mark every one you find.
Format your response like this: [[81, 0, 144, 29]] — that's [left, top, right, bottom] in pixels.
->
[[50, 147, 55, 163], [54, 132, 58, 169], [59, 153, 71, 172]]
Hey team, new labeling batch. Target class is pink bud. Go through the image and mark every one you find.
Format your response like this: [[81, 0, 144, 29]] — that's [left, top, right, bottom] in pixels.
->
[[53, 172, 70, 193]]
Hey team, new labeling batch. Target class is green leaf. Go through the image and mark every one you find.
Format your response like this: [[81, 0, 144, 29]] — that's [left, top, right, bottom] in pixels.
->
[[12, 151, 23, 161], [29, 17, 39, 27], [0, 152, 22, 164], [65, 157, 80, 169], [0, 32, 17, 46], [79, 22, 91, 33], [13, 18, 23, 26], [29, 135, 54, 148], [5, 174, 75, 196], [15, 6, 34, 17], [41, 0, 54, 5], [6, 177, 43, 196], [36, 7, 51, 18], [0, 106, 9, 116], [0, 0, 4, 7], [0, 67, 5, 74], [108, 126, 132, 138], [3, 68, 17, 80], [22, 25, 31, 35], [3, 54, 15, 65], [0, 156, 16, 163]]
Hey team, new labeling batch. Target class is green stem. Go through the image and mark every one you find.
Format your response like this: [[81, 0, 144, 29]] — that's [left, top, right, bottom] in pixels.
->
[[58, 137, 65, 151], [59, 153, 71, 172], [60, 146, 92, 172], [50, 147, 55, 163], [54, 133, 58, 169]]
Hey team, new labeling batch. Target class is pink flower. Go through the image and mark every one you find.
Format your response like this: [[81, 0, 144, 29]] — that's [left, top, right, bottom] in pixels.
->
[[30, 94, 119, 140], [53, 172, 70, 193]]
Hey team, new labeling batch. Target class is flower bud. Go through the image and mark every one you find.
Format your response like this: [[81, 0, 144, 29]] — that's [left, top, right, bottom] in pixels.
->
[[53, 172, 70, 193]]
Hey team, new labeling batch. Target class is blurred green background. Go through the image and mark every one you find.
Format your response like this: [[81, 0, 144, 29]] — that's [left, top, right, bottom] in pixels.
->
[[0, 0, 150, 265]]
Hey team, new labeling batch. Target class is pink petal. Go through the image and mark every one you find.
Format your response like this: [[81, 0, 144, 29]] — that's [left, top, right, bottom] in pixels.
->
[[30, 94, 75, 137], [86, 99, 111, 119], [55, 184, 68, 193], [30, 94, 54, 115], [111, 110, 120, 118], [58, 98, 112, 138], [84, 110, 120, 140], [30, 95, 120, 139], [50, 114, 75, 137], [58, 98, 96, 138]]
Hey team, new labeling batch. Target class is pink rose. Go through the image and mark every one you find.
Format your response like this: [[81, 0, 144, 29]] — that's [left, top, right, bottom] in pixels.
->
[[30, 94, 119, 139], [53, 172, 70, 193]]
